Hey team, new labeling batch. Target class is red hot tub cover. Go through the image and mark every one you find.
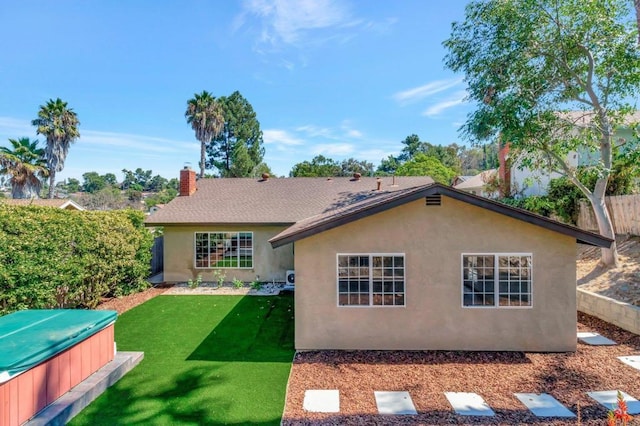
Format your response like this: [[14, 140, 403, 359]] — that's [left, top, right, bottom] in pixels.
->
[[0, 309, 117, 383]]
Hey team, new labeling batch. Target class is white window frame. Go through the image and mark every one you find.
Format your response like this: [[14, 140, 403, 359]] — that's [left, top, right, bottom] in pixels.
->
[[461, 253, 533, 309], [194, 231, 254, 269], [336, 253, 406, 308]]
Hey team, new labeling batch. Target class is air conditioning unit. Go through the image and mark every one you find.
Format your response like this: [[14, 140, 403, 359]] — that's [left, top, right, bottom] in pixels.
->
[[283, 270, 295, 291], [286, 270, 295, 285]]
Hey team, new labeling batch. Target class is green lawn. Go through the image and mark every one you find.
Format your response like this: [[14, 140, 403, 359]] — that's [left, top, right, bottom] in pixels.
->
[[70, 294, 295, 425]]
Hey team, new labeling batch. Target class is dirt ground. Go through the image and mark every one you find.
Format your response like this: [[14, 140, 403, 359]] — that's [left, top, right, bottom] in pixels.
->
[[578, 235, 640, 305]]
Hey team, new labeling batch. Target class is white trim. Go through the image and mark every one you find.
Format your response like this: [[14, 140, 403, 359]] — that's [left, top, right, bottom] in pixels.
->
[[59, 200, 85, 210], [193, 231, 254, 269], [460, 253, 533, 309], [336, 253, 406, 308]]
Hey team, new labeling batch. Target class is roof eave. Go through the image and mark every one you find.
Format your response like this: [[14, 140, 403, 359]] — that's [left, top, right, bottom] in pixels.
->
[[424, 185, 613, 248], [271, 183, 613, 249], [144, 221, 296, 228], [270, 186, 433, 248]]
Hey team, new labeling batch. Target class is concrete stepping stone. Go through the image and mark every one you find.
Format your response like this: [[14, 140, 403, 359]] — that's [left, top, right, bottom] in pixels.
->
[[374, 391, 417, 415], [445, 392, 495, 416], [577, 332, 616, 345], [618, 355, 640, 371], [303, 389, 340, 413], [515, 393, 575, 418], [587, 391, 640, 414]]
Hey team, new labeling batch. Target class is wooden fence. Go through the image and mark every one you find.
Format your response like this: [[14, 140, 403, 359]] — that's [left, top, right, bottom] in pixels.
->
[[150, 236, 164, 275], [578, 194, 640, 236]]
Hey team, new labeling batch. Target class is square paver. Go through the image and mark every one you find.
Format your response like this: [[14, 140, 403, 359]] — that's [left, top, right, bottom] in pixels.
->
[[577, 332, 616, 345], [303, 390, 340, 413], [618, 355, 640, 371], [587, 391, 640, 414], [374, 391, 417, 415], [514, 393, 575, 417], [445, 392, 495, 416]]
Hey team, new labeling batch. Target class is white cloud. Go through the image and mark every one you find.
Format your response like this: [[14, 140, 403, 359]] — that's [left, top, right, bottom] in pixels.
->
[[263, 129, 304, 146], [393, 78, 463, 105], [238, 0, 352, 46], [340, 120, 363, 138], [312, 143, 354, 156], [0, 117, 196, 155], [80, 130, 196, 154], [0, 117, 34, 136], [422, 91, 468, 117], [236, 0, 395, 55], [295, 125, 333, 138]]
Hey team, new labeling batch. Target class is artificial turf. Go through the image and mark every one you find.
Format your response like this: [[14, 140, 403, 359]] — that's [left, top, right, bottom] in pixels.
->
[[69, 294, 295, 425]]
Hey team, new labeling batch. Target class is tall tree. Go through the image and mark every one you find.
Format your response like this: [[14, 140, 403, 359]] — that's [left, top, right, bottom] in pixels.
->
[[398, 134, 425, 162], [444, 0, 640, 266], [290, 155, 341, 177], [185, 91, 224, 178], [82, 172, 108, 193], [0, 138, 49, 199], [32, 98, 80, 198], [340, 158, 375, 176], [376, 155, 401, 176], [395, 153, 457, 184], [206, 91, 264, 177]]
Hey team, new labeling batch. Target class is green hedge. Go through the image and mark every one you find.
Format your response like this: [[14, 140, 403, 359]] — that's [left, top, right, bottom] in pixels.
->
[[0, 206, 153, 314]]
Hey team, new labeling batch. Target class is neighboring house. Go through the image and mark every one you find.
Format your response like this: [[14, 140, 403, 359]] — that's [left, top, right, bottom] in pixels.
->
[[1, 198, 85, 211], [451, 175, 474, 186], [453, 169, 497, 197], [504, 111, 639, 197], [145, 167, 611, 352], [505, 146, 579, 197]]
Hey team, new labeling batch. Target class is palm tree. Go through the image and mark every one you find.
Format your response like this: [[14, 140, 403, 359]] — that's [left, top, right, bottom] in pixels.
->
[[0, 137, 49, 199], [185, 91, 224, 178], [32, 98, 80, 198]]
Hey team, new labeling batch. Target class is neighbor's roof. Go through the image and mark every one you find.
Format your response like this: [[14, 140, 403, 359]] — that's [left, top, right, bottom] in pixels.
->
[[560, 111, 640, 127], [144, 176, 434, 225], [1, 198, 85, 210], [453, 169, 497, 190], [269, 183, 612, 249]]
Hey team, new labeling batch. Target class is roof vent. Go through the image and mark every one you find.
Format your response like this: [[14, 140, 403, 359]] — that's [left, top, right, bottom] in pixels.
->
[[261, 173, 270, 181], [376, 178, 382, 191], [425, 195, 441, 206], [352, 172, 361, 181]]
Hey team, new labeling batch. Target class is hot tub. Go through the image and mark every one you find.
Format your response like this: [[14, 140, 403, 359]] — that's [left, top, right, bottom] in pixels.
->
[[0, 309, 117, 426]]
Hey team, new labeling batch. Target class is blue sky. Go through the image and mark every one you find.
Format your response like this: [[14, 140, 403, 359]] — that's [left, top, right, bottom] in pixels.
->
[[0, 0, 473, 182]]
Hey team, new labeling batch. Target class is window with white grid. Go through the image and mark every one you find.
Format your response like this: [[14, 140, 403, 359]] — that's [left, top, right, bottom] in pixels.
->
[[338, 254, 405, 307], [194, 232, 253, 269], [462, 254, 532, 308]]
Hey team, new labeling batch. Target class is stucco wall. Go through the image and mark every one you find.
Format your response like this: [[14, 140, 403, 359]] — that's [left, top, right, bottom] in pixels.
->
[[294, 196, 577, 352], [162, 225, 294, 283]]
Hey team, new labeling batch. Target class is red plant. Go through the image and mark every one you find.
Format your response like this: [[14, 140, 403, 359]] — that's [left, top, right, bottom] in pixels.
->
[[608, 391, 633, 426]]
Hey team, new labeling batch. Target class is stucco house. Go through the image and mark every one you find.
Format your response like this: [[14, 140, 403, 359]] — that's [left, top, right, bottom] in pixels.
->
[[453, 169, 498, 197], [146, 167, 611, 352]]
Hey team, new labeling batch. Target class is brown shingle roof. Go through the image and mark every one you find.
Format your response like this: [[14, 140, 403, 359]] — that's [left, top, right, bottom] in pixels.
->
[[144, 176, 434, 225], [269, 183, 613, 249]]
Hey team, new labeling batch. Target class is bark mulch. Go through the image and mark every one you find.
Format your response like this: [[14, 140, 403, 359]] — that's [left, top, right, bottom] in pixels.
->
[[282, 312, 640, 425], [95, 284, 172, 314]]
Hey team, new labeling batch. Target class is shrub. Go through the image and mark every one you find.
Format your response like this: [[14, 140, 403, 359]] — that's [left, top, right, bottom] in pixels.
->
[[0, 205, 153, 314]]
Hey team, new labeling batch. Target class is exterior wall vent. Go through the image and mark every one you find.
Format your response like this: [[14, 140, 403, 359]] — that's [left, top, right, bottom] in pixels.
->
[[425, 195, 441, 206]]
